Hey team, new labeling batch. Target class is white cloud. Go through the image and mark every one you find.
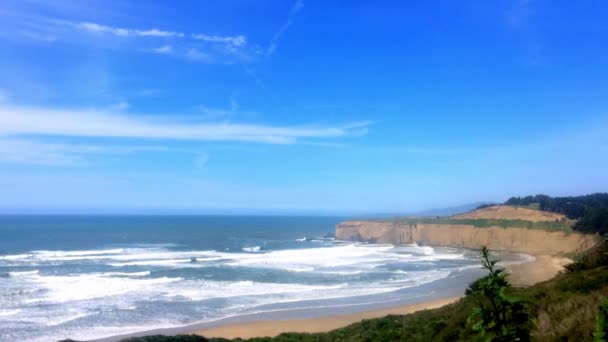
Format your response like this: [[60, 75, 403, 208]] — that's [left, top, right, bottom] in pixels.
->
[[185, 48, 211, 62], [192, 33, 246, 47], [0, 138, 169, 166], [77, 22, 130, 36], [149, 45, 173, 54], [75, 22, 185, 38], [135, 29, 184, 38], [16, 19, 253, 63], [20, 30, 57, 43], [0, 105, 369, 144], [267, 0, 304, 57], [72, 21, 244, 48]]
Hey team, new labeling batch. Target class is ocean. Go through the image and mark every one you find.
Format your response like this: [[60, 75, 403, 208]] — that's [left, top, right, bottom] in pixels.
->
[[0, 216, 528, 342]]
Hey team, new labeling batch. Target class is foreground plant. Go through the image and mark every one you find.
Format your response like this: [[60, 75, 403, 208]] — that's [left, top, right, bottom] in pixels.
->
[[595, 300, 608, 342], [466, 246, 533, 341]]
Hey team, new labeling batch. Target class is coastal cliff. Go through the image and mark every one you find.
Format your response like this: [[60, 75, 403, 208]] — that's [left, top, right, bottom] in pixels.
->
[[336, 221, 597, 255]]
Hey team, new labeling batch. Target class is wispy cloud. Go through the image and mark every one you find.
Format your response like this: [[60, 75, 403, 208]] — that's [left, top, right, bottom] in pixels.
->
[[146, 44, 173, 55], [195, 92, 246, 120], [192, 33, 246, 47], [69, 20, 246, 49], [18, 19, 254, 63], [267, 0, 304, 57], [20, 30, 57, 43], [73, 21, 184, 38], [185, 48, 211, 62], [0, 104, 369, 145], [0, 138, 169, 166]]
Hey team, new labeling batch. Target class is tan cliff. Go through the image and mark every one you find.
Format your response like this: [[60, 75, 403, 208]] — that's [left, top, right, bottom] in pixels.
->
[[336, 221, 598, 255]]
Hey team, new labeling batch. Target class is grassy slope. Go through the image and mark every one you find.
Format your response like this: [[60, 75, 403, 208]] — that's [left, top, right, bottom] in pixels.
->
[[370, 205, 576, 232], [378, 217, 573, 232]]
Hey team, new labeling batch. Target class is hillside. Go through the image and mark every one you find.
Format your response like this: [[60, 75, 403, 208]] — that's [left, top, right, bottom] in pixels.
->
[[452, 205, 567, 222], [504, 193, 608, 235]]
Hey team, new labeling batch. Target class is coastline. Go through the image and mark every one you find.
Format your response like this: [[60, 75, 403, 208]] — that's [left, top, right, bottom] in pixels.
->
[[506, 254, 572, 287], [192, 253, 570, 339], [95, 251, 570, 342], [194, 296, 462, 339]]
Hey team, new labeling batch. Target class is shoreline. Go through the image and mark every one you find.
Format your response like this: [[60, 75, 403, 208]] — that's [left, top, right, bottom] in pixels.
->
[[195, 296, 462, 339], [97, 252, 570, 341], [506, 254, 572, 287], [193, 253, 571, 340]]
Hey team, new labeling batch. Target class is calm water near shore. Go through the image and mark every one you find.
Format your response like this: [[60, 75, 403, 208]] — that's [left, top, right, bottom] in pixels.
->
[[0, 216, 528, 342]]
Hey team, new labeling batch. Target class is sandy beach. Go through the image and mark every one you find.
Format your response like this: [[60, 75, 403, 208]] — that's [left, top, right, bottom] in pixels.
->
[[507, 254, 572, 287], [194, 254, 571, 339], [195, 296, 461, 339]]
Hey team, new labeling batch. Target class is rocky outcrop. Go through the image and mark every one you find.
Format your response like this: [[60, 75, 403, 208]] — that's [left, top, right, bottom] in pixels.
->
[[336, 221, 598, 255]]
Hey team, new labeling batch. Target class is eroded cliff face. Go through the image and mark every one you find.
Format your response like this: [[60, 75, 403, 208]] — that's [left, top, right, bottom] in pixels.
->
[[336, 221, 597, 255]]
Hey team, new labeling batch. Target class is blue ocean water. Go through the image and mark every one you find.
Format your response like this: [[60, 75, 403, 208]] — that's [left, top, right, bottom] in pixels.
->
[[0, 216, 524, 342]]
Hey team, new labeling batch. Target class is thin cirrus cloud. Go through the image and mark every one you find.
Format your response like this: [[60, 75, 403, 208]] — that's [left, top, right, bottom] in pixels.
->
[[0, 105, 370, 145], [192, 33, 246, 47], [74, 21, 184, 38], [61, 20, 253, 62], [148, 45, 173, 55], [0, 138, 170, 166], [71, 21, 245, 47], [267, 0, 304, 57]]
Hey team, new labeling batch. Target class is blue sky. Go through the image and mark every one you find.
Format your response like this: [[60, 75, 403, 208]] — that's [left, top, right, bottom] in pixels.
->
[[0, 0, 607, 214]]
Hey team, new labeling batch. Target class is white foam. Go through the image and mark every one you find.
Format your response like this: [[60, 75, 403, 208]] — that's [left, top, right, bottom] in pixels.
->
[[0, 243, 477, 342], [101, 271, 151, 277], [20, 273, 181, 303], [319, 270, 364, 275], [286, 266, 314, 272], [9, 270, 39, 277], [0, 309, 21, 317], [1, 243, 466, 273]]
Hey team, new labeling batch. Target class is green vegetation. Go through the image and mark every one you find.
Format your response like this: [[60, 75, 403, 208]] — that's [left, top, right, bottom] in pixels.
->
[[381, 217, 573, 232], [466, 247, 533, 341], [576, 208, 608, 236], [506, 193, 608, 235], [121, 336, 216, 342], [392, 193, 608, 235], [514, 203, 541, 211], [595, 301, 608, 342], [477, 203, 541, 211]]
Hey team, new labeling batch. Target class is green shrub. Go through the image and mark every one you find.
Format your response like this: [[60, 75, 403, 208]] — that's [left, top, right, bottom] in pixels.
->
[[466, 247, 533, 341]]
